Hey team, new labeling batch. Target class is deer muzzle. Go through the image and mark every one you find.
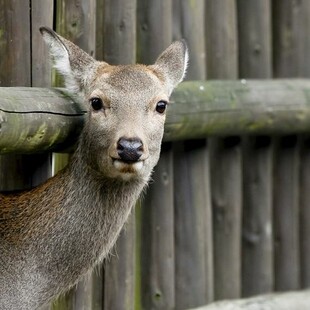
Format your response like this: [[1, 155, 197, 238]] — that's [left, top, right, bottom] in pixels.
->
[[117, 137, 144, 163]]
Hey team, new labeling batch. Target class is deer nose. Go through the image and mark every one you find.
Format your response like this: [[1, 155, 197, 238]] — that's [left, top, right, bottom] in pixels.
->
[[117, 137, 144, 162]]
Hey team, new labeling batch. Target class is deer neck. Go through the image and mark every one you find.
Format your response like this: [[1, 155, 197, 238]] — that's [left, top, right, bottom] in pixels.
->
[[58, 152, 146, 258]]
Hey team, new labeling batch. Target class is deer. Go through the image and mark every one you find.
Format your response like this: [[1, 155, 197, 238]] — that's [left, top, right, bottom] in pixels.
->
[[0, 27, 188, 310]]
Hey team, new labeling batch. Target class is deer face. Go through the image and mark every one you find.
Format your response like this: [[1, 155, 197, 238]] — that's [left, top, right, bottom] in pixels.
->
[[83, 65, 170, 181], [40, 27, 188, 181]]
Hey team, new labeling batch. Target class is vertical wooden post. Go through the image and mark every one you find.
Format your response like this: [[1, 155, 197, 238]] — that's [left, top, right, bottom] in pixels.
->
[[0, 1, 32, 191], [300, 137, 310, 288], [236, 0, 274, 297], [0, 4, 53, 207], [172, 0, 206, 80], [273, 0, 310, 77], [237, 0, 272, 78], [101, 0, 136, 65], [99, 1, 137, 310], [173, 0, 213, 308], [137, 1, 175, 309], [273, 136, 300, 291], [285, 0, 310, 289], [137, 0, 172, 63], [140, 145, 175, 310], [272, 0, 304, 292], [205, 0, 241, 301], [173, 140, 213, 308], [241, 137, 274, 296], [205, 0, 238, 79], [209, 137, 242, 300]]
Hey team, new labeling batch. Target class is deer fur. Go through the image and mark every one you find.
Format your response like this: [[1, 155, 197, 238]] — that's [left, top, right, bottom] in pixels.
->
[[0, 27, 188, 310]]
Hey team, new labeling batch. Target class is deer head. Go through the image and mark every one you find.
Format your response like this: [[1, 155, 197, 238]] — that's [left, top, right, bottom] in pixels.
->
[[40, 27, 188, 182]]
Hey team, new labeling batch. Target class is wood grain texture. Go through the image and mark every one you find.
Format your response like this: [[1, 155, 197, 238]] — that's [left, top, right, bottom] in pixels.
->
[[0, 87, 85, 154], [205, 0, 238, 79], [273, 136, 300, 291], [140, 145, 175, 310], [104, 215, 135, 310], [172, 0, 212, 307], [174, 141, 213, 308], [101, 0, 136, 65], [241, 137, 274, 296], [205, 1, 241, 299], [237, 0, 272, 78], [273, 0, 310, 77], [210, 137, 242, 300], [300, 138, 310, 288], [31, 0, 54, 87], [172, 0, 206, 80], [236, 0, 274, 297], [137, 0, 172, 64], [0, 0, 52, 192], [0, 0, 32, 191], [5, 80, 310, 153]]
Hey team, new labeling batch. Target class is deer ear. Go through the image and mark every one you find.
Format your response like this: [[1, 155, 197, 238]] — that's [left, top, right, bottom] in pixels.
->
[[152, 40, 188, 94], [39, 26, 99, 92]]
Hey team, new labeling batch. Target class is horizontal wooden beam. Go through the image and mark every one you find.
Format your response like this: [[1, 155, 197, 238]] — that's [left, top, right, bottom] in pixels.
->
[[1, 79, 310, 153], [0, 88, 85, 154], [166, 79, 310, 140]]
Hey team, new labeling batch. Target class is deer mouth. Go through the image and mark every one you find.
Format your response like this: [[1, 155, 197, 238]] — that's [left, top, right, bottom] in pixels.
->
[[112, 158, 144, 174]]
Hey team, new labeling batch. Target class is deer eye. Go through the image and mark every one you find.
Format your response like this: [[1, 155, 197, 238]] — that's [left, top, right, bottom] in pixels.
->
[[155, 100, 168, 114], [90, 97, 103, 111]]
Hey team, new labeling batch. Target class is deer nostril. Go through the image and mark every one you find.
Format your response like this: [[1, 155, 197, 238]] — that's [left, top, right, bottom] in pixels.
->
[[117, 137, 144, 162]]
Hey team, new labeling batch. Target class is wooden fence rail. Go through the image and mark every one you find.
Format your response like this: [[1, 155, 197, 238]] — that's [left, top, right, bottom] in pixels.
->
[[2, 79, 310, 154]]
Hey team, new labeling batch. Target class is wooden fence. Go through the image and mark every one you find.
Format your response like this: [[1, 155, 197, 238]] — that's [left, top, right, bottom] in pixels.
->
[[1, 0, 310, 309]]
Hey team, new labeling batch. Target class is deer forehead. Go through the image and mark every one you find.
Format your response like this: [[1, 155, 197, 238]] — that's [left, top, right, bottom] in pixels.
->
[[89, 63, 167, 104]]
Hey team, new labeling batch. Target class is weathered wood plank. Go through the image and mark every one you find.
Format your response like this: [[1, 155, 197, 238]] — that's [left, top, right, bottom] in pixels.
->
[[101, 0, 136, 65], [237, 0, 272, 78], [273, 136, 300, 291], [173, 0, 206, 80], [0, 0, 52, 197], [104, 215, 135, 310], [205, 0, 241, 301], [241, 137, 274, 296], [210, 137, 242, 300], [5, 80, 310, 153], [173, 140, 213, 308], [300, 137, 310, 288], [173, 0, 212, 307], [272, 1, 304, 293], [0, 87, 84, 154], [31, 0, 54, 87], [273, 0, 310, 77], [0, 0, 33, 191], [236, 0, 274, 297], [205, 0, 238, 79], [0, 0, 31, 87], [167, 79, 310, 139], [137, 0, 172, 64], [140, 145, 175, 310]]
